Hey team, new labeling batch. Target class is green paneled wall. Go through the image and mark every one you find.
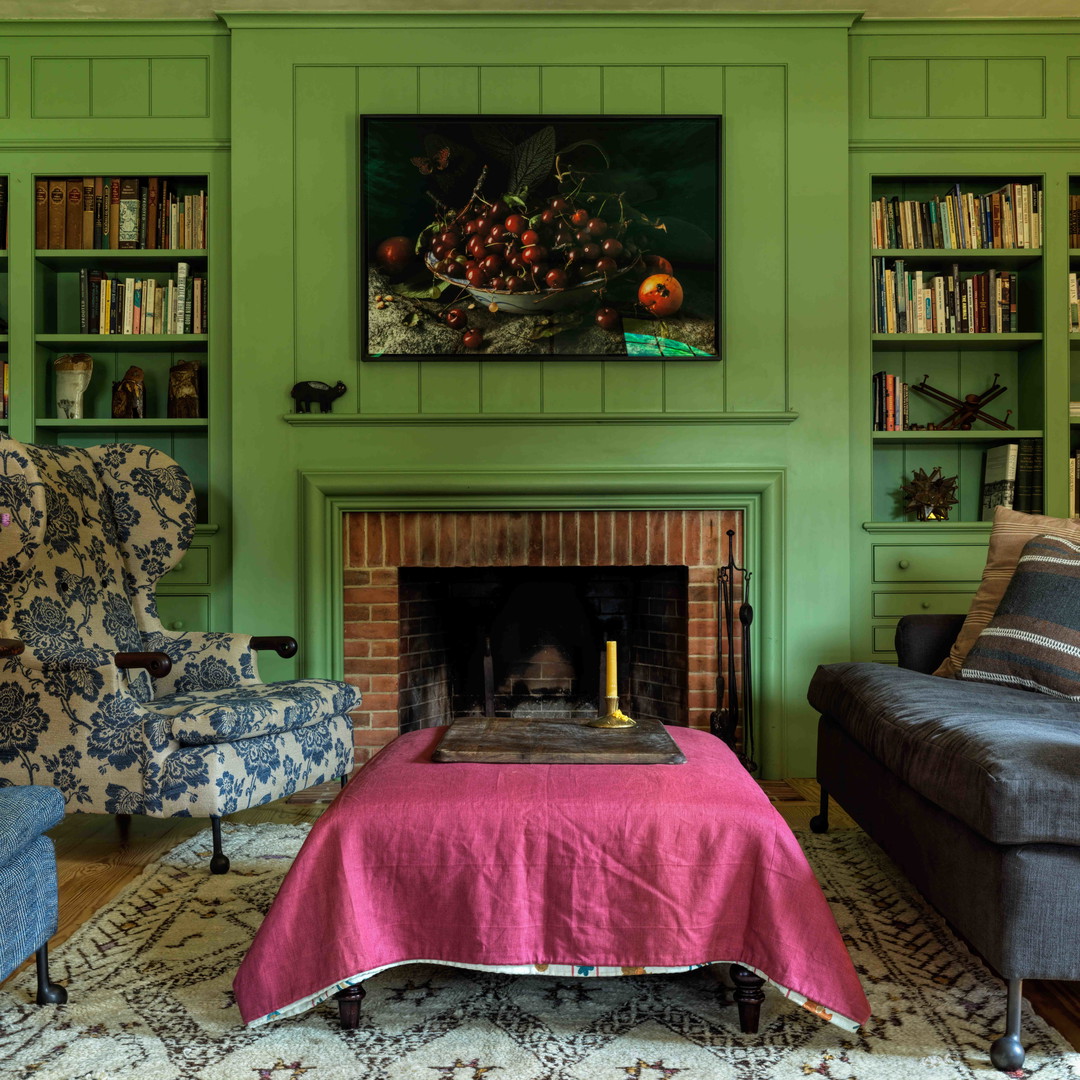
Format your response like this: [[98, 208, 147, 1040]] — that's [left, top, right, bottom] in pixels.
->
[[226, 13, 854, 778], [19, 14, 1080, 779]]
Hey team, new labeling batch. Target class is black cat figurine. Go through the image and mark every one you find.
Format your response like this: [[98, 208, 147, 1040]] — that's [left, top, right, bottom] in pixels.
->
[[290, 380, 347, 414]]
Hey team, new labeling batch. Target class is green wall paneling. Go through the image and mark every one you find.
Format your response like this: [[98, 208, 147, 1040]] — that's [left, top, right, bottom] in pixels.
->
[[225, 12, 854, 778], [0, 21, 227, 145]]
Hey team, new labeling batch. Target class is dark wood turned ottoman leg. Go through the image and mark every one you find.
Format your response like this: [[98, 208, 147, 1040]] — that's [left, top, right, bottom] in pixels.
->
[[334, 983, 366, 1029], [730, 964, 766, 1033]]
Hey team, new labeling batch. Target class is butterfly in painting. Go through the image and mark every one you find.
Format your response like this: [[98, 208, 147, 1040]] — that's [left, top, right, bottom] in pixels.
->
[[411, 147, 451, 175]]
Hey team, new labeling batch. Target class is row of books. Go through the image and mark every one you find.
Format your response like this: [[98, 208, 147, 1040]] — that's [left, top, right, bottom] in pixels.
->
[[873, 259, 1019, 334], [1069, 196, 1080, 248], [871, 183, 1043, 250], [35, 178, 206, 251], [78, 264, 206, 336], [872, 371, 909, 431], [981, 440, 1044, 520]]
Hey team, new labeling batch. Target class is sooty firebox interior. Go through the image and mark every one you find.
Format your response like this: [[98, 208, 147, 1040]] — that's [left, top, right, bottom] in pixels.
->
[[398, 565, 688, 732]]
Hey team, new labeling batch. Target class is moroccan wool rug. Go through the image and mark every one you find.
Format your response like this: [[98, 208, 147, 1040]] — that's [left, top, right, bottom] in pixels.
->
[[0, 824, 1077, 1080]]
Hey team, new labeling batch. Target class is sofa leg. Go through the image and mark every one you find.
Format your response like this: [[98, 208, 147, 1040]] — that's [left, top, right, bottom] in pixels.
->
[[209, 816, 230, 875], [809, 784, 830, 833], [990, 978, 1025, 1072], [35, 943, 67, 1005], [115, 813, 131, 844]]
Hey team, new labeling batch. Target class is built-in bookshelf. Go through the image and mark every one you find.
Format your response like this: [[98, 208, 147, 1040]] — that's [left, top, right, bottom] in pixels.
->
[[27, 173, 211, 521], [867, 175, 1047, 525], [1, 176, 7, 431]]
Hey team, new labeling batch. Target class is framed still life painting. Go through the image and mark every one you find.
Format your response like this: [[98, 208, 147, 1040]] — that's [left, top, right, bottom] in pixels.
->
[[360, 114, 721, 360]]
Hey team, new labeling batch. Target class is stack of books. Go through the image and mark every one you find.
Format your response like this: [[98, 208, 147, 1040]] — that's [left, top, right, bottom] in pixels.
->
[[873, 259, 1018, 334], [1070, 275, 1080, 333], [35, 178, 206, 251], [871, 182, 1042, 250], [78, 263, 206, 335], [981, 439, 1043, 521], [872, 371, 909, 431]]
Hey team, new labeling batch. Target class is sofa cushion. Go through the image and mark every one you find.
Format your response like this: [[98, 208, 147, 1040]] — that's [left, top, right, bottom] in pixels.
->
[[149, 680, 362, 747], [961, 533, 1080, 698], [808, 662, 1080, 846], [934, 506, 1080, 679], [0, 784, 65, 866]]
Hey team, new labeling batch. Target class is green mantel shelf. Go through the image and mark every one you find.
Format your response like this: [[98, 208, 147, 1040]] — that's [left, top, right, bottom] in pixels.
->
[[283, 411, 800, 427]]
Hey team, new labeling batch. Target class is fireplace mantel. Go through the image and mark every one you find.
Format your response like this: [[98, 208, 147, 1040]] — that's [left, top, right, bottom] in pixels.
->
[[298, 465, 785, 776]]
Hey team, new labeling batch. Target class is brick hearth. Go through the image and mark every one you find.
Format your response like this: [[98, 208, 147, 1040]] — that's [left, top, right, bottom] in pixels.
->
[[342, 509, 742, 764]]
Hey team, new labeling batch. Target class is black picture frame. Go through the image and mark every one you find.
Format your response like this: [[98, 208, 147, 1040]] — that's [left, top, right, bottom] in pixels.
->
[[359, 114, 721, 361]]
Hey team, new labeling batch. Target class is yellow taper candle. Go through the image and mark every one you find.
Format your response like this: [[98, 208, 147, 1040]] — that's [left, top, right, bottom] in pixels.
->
[[606, 640, 618, 697]]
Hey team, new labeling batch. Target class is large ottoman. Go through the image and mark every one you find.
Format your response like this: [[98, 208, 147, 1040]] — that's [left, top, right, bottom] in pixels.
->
[[235, 725, 869, 1034]]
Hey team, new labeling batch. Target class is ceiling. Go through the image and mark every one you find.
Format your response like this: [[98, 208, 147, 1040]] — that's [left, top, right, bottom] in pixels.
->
[[0, 1, 1077, 22]]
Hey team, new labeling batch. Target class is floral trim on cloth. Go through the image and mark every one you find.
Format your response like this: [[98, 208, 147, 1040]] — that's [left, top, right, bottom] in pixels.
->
[[246, 958, 861, 1033]]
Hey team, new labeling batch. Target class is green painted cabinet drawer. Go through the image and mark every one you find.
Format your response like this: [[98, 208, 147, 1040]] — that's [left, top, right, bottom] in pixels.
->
[[873, 625, 898, 653], [872, 545, 985, 583], [156, 594, 210, 633], [873, 591, 973, 617], [161, 546, 210, 586]]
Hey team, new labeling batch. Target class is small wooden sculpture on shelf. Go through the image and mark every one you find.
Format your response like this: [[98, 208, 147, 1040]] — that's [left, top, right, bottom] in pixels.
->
[[168, 360, 201, 418], [910, 373, 1014, 431], [900, 466, 959, 521], [111, 366, 145, 419]]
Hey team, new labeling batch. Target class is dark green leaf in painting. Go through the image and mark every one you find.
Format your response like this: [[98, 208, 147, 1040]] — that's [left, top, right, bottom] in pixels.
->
[[527, 310, 582, 341], [508, 126, 556, 196], [394, 274, 452, 300], [555, 139, 611, 168], [472, 123, 531, 163]]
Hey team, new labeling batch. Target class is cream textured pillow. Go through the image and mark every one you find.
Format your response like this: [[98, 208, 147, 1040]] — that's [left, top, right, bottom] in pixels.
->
[[934, 506, 1080, 678]]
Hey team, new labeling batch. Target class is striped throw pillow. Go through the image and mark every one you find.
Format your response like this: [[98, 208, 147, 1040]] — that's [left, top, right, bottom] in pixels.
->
[[960, 533, 1080, 698]]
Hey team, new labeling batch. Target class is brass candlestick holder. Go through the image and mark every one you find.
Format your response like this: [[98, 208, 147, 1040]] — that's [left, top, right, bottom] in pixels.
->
[[588, 694, 637, 729]]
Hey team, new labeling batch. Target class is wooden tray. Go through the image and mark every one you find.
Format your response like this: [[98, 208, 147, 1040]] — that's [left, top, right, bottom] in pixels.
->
[[431, 715, 687, 764]]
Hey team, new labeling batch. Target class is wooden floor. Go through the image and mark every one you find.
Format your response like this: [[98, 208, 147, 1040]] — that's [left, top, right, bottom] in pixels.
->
[[3, 779, 1078, 1053]]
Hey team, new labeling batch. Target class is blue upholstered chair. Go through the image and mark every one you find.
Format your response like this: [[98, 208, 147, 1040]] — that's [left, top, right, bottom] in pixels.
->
[[0, 783, 67, 1004], [0, 435, 360, 873]]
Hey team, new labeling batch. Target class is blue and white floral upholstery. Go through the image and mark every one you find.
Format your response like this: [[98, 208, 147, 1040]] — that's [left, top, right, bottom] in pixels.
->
[[0, 435, 358, 828]]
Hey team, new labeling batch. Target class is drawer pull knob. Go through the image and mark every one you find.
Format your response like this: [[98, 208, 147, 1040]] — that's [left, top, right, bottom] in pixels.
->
[[898, 559, 910, 570], [175, 562, 185, 573], [921, 601, 931, 609], [171, 620, 185, 631]]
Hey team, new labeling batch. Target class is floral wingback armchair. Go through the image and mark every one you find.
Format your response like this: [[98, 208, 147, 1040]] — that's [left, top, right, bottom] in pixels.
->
[[0, 435, 359, 872]]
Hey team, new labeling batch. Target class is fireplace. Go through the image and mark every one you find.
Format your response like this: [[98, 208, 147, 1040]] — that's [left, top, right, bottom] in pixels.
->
[[343, 509, 742, 762]]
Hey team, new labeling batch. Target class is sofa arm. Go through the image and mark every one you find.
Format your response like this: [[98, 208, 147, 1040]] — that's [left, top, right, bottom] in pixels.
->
[[894, 614, 966, 674]]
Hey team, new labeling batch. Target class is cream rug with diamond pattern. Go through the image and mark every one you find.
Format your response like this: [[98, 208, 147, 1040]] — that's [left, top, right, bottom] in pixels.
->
[[1, 822, 1078, 1079]]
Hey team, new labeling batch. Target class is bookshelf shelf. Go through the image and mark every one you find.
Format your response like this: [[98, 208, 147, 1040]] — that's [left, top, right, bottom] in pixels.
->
[[35, 334, 208, 351], [872, 429, 1042, 441], [35, 249, 207, 271], [0, 335, 8, 345], [873, 248, 1042, 265], [34, 418, 208, 430], [872, 333, 1042, 351]]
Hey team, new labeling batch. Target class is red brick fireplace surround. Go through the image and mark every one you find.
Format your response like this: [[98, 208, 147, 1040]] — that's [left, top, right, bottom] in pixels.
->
[[342, 509, 742, 763]]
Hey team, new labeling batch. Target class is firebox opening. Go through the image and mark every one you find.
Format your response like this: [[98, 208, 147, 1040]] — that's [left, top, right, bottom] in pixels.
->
[[398, 566, 689, 732]]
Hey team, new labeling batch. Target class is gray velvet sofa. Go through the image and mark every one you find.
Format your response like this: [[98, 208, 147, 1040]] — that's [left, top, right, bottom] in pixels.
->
[[807, 613, 1080, 1072]]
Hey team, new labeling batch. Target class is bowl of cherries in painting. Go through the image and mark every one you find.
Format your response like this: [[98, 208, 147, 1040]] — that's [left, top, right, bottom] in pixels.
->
[[365, 118, 718, 357]]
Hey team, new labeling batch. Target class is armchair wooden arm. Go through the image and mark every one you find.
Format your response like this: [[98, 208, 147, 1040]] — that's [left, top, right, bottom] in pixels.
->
[[249, 636, 299, 659], [115, 651, 173, 679], [0, 638, 24, 657]]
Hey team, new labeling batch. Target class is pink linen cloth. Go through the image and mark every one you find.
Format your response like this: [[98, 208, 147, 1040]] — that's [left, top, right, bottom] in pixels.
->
[[234, 725, 870, 1028]]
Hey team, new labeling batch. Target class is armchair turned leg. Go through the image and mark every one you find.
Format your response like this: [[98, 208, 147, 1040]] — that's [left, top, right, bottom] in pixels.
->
[[990, 978, 1025, 1072], [115, 813, 131, 844], [35, 943, 67, 1005], [209, 816, 230, 875], [730, 964, 766, 1034], [809, 784, 830, 833], [335, 983, 365, 1029]]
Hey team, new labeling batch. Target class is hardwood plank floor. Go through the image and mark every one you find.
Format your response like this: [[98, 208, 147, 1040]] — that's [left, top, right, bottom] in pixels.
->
[[3, 780, 1077, 1055]]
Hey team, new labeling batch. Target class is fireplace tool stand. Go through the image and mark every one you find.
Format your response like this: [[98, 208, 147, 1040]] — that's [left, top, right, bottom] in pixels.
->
[[711, 528, 757, 773]]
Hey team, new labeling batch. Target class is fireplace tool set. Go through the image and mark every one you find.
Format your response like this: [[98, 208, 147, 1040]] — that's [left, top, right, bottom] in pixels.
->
[[712, 528, 757, 773]]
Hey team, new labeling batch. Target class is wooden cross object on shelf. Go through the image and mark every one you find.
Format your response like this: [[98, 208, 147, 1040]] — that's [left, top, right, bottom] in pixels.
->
[[909, 373, 1014, 431]]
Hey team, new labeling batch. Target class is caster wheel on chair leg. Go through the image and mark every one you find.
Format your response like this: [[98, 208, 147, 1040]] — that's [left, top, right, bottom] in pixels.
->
[[209, 816, 230, 874], [809, 815, 829, 834]]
